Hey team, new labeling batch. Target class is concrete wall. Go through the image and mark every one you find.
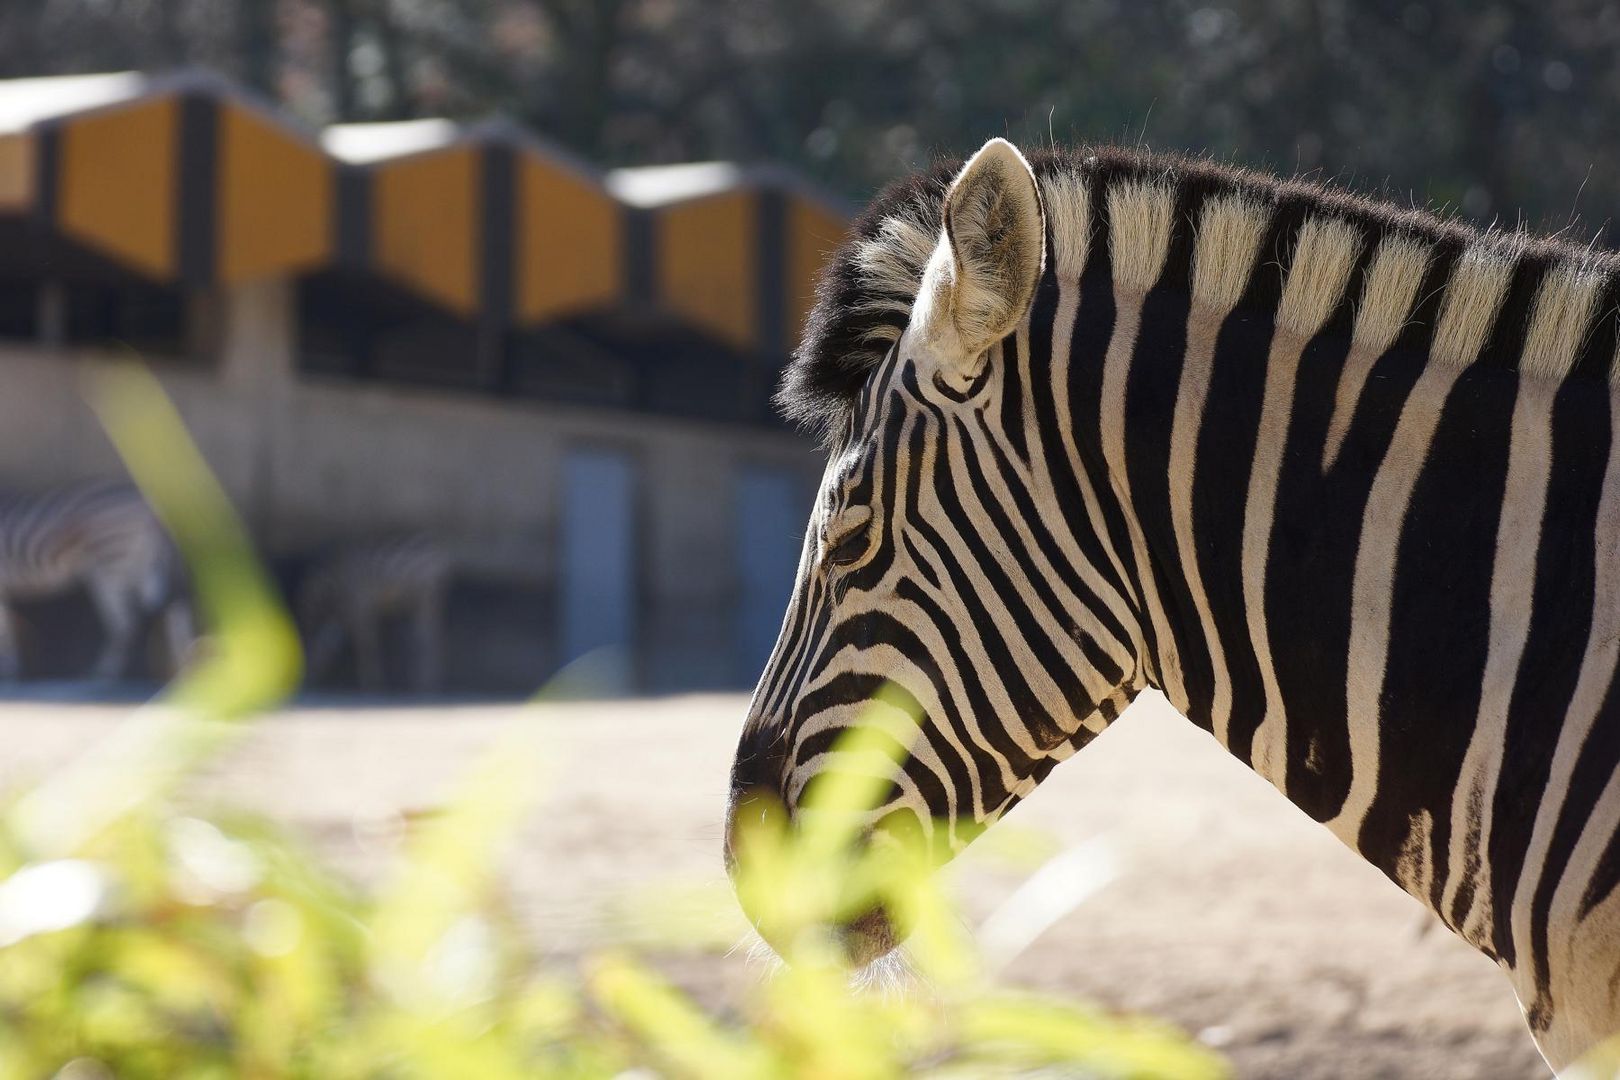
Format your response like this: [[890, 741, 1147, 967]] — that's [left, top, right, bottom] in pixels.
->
[[0, 279, 823, 691]]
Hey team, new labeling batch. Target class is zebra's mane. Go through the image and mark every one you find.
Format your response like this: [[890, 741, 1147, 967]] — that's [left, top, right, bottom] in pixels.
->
[[780, 143, 1620, 441]]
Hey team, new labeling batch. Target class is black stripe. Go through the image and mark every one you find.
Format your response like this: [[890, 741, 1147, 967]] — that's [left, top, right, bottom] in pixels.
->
[[1526, 662, 1620, 1030], [1579, 807, 1620, 921], [791, 678, 965, 838], [763, 579, 832, 720], [1475, 254, 1549, 375], [897, 370, 1055, 769], [1526, 664, 1620, 1023], [942, 415, 1073, 749], [1122, 240, 1208, 721], [1357, 362, 1517, 915], [1570, 275, 1620, 383], [795, 640, 978, 822], [1027, 273, 1139, 637], [1190, 304, 1277, 762], [890, 574, 1019, 809], [1260, 232, 1389, 821], [976, 403, 1131, 669], [965, 410, 1119, 714], [1262, 327, 1360, 820], [1394, 240, 1463, 359], [1067, 196, 1146, 646], [1486, 383, 1609, 969], [890, 416, 1026, 804], [998, 329, 1028, 464]]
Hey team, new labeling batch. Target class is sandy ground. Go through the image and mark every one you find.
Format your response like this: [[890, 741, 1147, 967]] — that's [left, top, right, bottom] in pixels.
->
[[0, 688, 1547, 1079]]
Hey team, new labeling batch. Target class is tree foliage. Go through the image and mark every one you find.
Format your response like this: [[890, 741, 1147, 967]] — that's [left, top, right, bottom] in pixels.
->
[[3, 1, 1616, 232]]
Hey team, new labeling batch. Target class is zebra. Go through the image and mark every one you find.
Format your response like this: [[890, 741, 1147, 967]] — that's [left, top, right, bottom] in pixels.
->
[[297, 534, 451, 693], [725, 136, 1620, 1072], [0, 481, 191, 681]]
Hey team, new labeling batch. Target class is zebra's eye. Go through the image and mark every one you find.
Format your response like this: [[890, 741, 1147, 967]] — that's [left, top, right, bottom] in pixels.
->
[[824, 507, 873, 568]]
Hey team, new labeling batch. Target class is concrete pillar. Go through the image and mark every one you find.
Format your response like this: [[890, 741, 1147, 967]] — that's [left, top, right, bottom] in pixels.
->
[[36, 281, 65, 348], [216, 278, 295, 541], [218, 278, 296, 394]]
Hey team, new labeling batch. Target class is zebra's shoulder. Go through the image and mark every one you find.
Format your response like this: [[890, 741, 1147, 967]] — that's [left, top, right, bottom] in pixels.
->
[[782, 142, 1620, 440]]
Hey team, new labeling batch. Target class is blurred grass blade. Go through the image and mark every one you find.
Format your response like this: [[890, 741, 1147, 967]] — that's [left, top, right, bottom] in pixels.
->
[[960, 995, 1231, 1079], [879, 857, 976, 989], [0, 860, 106, 946], [14, 364, 300, 857], [590, 952, 764, 1079], [89, 361, 301, 717], [977, 835, 1120, 975], [370, 717, 544, 1005], [1568, 1037, 1620, 1080], [797, 684, 921, 859], [0, 370, 1230, 1080]]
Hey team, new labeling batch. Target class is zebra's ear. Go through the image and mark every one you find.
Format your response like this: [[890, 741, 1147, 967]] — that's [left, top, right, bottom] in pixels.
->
[[914, 138, 1045, 370]]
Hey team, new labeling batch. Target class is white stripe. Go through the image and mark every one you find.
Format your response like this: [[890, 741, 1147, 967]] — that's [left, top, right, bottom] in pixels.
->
[[1168, 303, 1237, 741], [1244, 328, 1313, 788], [1440, 379, 1556, 949], [1328, 361, 1467, 846], [1099, 287, 1185, 702], [1509, 399, 1620, 1001], [1047, 275, 1144, 672]]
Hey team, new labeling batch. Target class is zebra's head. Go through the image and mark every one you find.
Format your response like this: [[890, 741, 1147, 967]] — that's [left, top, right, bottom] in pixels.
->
[[727, 139, 1144, 961]]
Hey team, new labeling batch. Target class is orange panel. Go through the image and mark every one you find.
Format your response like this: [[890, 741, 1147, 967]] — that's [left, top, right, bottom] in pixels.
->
[[59, 95, 177, 278], [218, 103, 333, 283], [0, 133, 34, 211], [785, 196, 848, 344], [372, 146, 478, 316], [515, 154, 621, 323], [656, 191, 757, 351]]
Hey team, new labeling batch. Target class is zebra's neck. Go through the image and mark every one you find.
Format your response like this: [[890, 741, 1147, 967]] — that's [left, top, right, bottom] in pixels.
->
[[1032, 183, 1620, 989]]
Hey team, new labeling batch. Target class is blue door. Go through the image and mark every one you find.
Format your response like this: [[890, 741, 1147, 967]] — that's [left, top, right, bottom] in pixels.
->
[[736, 465, 803, 683], [560, 449, 636, 689]]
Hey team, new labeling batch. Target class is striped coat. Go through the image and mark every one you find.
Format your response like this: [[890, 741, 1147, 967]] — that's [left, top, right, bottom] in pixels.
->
[[728, 137, 1620, 1071], [297, 534, 451, 693], [0, 481, 188, 680]]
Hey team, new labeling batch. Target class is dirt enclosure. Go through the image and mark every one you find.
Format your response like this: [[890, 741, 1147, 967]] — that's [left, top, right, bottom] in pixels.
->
[[0, 689, 1545, 1079]]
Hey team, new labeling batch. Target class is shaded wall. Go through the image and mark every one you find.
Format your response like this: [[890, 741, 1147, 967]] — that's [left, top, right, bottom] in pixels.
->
[[0, 280, 821, 692]]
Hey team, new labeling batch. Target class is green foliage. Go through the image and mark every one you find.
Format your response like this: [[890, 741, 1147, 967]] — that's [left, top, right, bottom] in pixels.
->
[[1577, 1044, 1620, 1080], [0, 367, 1226, 1079]]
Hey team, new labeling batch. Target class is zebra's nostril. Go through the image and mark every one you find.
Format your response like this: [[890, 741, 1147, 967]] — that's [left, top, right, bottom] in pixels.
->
[[730, 723, 792, 801], [725, 722, 793, 874]]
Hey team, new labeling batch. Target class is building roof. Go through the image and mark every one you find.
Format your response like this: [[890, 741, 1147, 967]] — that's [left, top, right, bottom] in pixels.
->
[[322, 118, 463, 163], [607, 162, 748, 208], [0, 72, 149, 133], [0, 69, 851, 356]]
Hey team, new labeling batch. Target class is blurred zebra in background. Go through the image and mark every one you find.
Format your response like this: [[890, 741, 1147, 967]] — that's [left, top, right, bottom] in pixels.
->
[[297, 534, 451, 693], [0, 481, 192, 681]]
